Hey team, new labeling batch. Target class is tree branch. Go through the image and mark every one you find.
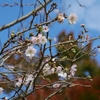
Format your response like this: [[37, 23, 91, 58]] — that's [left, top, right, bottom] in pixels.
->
[[0, 0, 52, 32]]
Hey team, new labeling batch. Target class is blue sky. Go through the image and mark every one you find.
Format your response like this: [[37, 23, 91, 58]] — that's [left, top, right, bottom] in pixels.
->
[[0, 0, 100, 98]]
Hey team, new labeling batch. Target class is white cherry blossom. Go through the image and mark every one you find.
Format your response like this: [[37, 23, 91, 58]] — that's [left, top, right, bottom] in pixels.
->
[[24, 74, 34, 85], [51, 68, 55, 74], [15, 77, 22, 87], [31, 36, 37, 44], [31, 34, 47, 45], [40, 35, 47, 44], [57, 13, 64, 23], [68, 13, 78, 24], [25, 46, 37, 59], [58, 71, 67, 79], [56, 66, 62, 73], [43, 26, 49, 32], [70, 64, 77, 77]]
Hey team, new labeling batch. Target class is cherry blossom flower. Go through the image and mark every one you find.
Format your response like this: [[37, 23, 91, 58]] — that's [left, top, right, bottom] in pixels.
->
[[57, 13, 64, 23], [43, 26, 49, 32], [37, 34, 43, 39], [24, 74, 34, 85], [23, 74, 34, 91], [52, 83, 61, 88], [31, 36, 37, 44], [36, 34, 47, 44], [25, 46, 37, 59], [31, 34, 42, 44], [68, 13, 78, 24], [56, 66, 62, 73], [0, 87, 4, 94], [43, 64, 51, 76], [51, 58, 56, 63], [51, 68, 55, 74], [52, 58, 55, 61], [69, 64, 77, 77], [15, 77, 22, 87], [40, 35, 47, 44], [43, 68, 55, 76], [43, 64, 55, 76], [58, 71, 67, 79], [31, 34, 47, 45], [35, 37, 41, 44], [43, 64, 51, 70]]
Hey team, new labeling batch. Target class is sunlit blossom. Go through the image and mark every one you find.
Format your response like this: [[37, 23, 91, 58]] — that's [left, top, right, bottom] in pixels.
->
[[52, 58, 55, 61], [37, 34, 47, 44], [51, 68, 55, 74], [40, 35, 47, 44], [31, 34, 47, 45], [15, 77, 22, 87], [58, 71, 67, 79], [43, 64, 51, 70], [43, 26, 49, 32], [57, 13, 64, 23], [24, 74, 34, 85], [43, 64, 55, 76], [56, 66, 62, 73], [25, 46, 37, 59], [68, 13, 78, 24], [31, 36, 37, 44], [70, 64, 77, 77]]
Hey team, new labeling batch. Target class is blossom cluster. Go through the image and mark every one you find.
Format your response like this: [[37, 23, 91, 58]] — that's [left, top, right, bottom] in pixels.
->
[[57, 13, 78, 24], [43, 63, 77, 81], [42, 64, 77, 89], [58, 64, 77, 80], [15, 74, 34, 88], [0, 1, 97, 99], [25, 34, 47, 59], [31, 34, 47, 45]]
